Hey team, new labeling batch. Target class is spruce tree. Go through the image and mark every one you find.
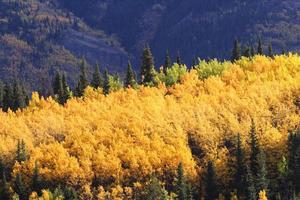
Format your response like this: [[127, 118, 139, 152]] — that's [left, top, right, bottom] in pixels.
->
[[245, 166, 257, 200], [141, 46, 155, 85], [16, 139, 27, 162], [143, 175, 167, 200], [163, 50, 172, 74], [268, 43, 273, 58], [176, 162, 188, 200], [294, 146, 300, 193], [14, 172, 26, 200], [249, 119, 260, 177], [250, 46, 256, 57], [176, 51, 182, 66], [0, 172, 10, 200], [64, 186, 79, 200], [3, 83, 13, 112], [204, 161, 218, 200], [243, 46, 251, 58], [53, 72, 62, 95], [91, 63, 103, 89], [103, 69, 110, 95], [12, 79, 26, 111], [125, 61, 137, 88], [75, 58, 89, 97], [287, 131, 300, 193], [231, 39, 241, 62], [61, 74, 71, 104], [257, 151, 269, 193], [257, 38, 263, 55], [32, 161, 42, 195], [234, 133, 247, 198]]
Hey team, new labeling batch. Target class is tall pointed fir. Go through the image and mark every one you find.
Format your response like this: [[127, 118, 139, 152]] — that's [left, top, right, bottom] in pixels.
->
[[0, 172, 10, 200], [268, 43, 273, 58], [12, 79, 26, 111], [3, 83, 13, 112], [243, 45, 251, 58], [91, 63, 103, 89], [14, 172, 26, 200], [234, 133, 247, 198], [16, 139, 27, 163], [231, 39, 241, 62], [125, 61, 137, 88], [141, 45, 155, 85], [257, 38, 263, 55], [176, 162, 188, 200], [204, 161, 219, 200], [176, 51, 182, 66], [163, 50, 172, 74], [53, 72, 62, 95], [75, 58, 89, 97], [103, 69, 110, 95], [287, 131, 300, 194], [143, 175, 167, 200], [32, 161, 42, 196], [257, 151, 269, 193], [250, 46, 256, 57], [61, 74, 71, 104], [245, 166, 257, 200], [249, 119, 260, 178]]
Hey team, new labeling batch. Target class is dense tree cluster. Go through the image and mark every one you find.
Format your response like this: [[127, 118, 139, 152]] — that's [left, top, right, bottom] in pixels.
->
[[0, 53, 299, 199]]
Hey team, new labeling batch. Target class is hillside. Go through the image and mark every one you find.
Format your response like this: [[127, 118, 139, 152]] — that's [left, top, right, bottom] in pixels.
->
[[0, 54, 299, 199]]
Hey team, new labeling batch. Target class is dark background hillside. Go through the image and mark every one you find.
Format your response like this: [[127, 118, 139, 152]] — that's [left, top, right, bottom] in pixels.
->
[[1, 0, 300, 92]]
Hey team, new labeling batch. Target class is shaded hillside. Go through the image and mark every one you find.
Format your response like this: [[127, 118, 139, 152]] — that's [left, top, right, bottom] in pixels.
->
[[0, 0, 128, 93]]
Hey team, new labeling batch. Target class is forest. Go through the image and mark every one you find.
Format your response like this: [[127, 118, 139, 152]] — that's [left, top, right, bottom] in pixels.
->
[[0, 41, 299, 200]]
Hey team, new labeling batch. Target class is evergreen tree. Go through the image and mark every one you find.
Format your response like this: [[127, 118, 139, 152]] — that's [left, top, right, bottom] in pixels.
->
[[16, 139, 27, 162], [268, 43, 273, 58], [191, 56, 197, 68], [3, 83, 13, 112], [176, 162, 188, 200], [245, 166, 257, 200], [75, 58, 89, 97], [21, 85, 29, 107], [204, 161, 218, 200], [141, 46, 155, 85], [12, 79, 26, 111], [294, 146, 300, 193], [103, 69, 110, 95], [234, 133, 247, 198], [0, 172, 11, 200], [61, 74, 71, 104], [163, 50, 172, 74], [243, 45, 251, 58], [64, 186, 79, 200], [32, 161, 42, 195], [14, 173, 26, 200], [176, 51, 182, 66], [91, 63, 103, 89], [231, 39, 241, 62], [143, 175, 167, 200], [125, 61, 137, 88], [257, 38, 263, 55], [53, 72, 62, 95], [250, 46, 256, 57], [249, 119, 260, 177], [257, 151, 269, 193], [287, 131, 300, 193]]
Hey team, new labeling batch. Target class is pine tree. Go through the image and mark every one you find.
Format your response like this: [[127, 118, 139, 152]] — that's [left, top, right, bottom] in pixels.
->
[[141, 45, 155, 85], [32, 161, 42, 195], [0, 172, 11, 200], [14, 173, 26, 200], [143, 175, 167, 200], [21, 85, 29, 107], [16, 139, 27, 162], [125, 61, 137, 88], [257, 151, 269, 193], [75, 58, 89, 97], [176, 162, 188, 200], [61, 74, 71, 104], [204, 161, 218, 200], [268, 43, 273, 58], [257, 38, 263, 55], [176, 51, 182, 66], [245, 166, 256, 200], [91, 63, 103, 89], [231, 39, 241, 62], [3, 83, 13, 112], [243, 45, 251, 58], [103, 69, 110, 95], [64, 186, 79, 200], [249, 119, 260, 177], [250, 46, 256, 57], [234, 133, 246, 198], [163, 50, 172, 74], [287, 131, 300, 193], [53, 72, 62, 95], [294, 146, 300, 193], [12, 79, 26, 111]]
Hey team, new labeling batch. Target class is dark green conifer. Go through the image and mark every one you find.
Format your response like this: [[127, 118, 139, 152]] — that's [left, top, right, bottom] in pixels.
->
[[14, 172, 26, 200], [61, 74, 71, 104], [91, 63, 103, 89], [3, 84, 13, 112], [245, 166, 256, 200], [75, 58, 89, 97], [176, 162, 188, 200], [257, 38, 263, 55], [125, 61, 137, 88], [204, 161, 218, 200], [268, 43, 274, 58], [12, 79, 26, 111], [176, 51, 182, 65], [141, 45, 155, 85], [257, 151, 269, 192], [243, 45, 251, 58], [64, 186, 79, 200], [32, 161, 42, 195], [16, 139, 27, 162], [163, 50, 172, 74], [250, 46, 256, 57], [249, 119, 260, 177], [0, 172, 10, 200], [143, 175, 167, 200], [103, 69, 110, 95], [53, 72, 62, 95], [234, 133, 247, 198], [231, 39, 241, 62]]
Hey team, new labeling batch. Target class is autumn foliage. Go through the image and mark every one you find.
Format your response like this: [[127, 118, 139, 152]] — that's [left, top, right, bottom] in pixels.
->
[[0, 54, 300, 199]]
